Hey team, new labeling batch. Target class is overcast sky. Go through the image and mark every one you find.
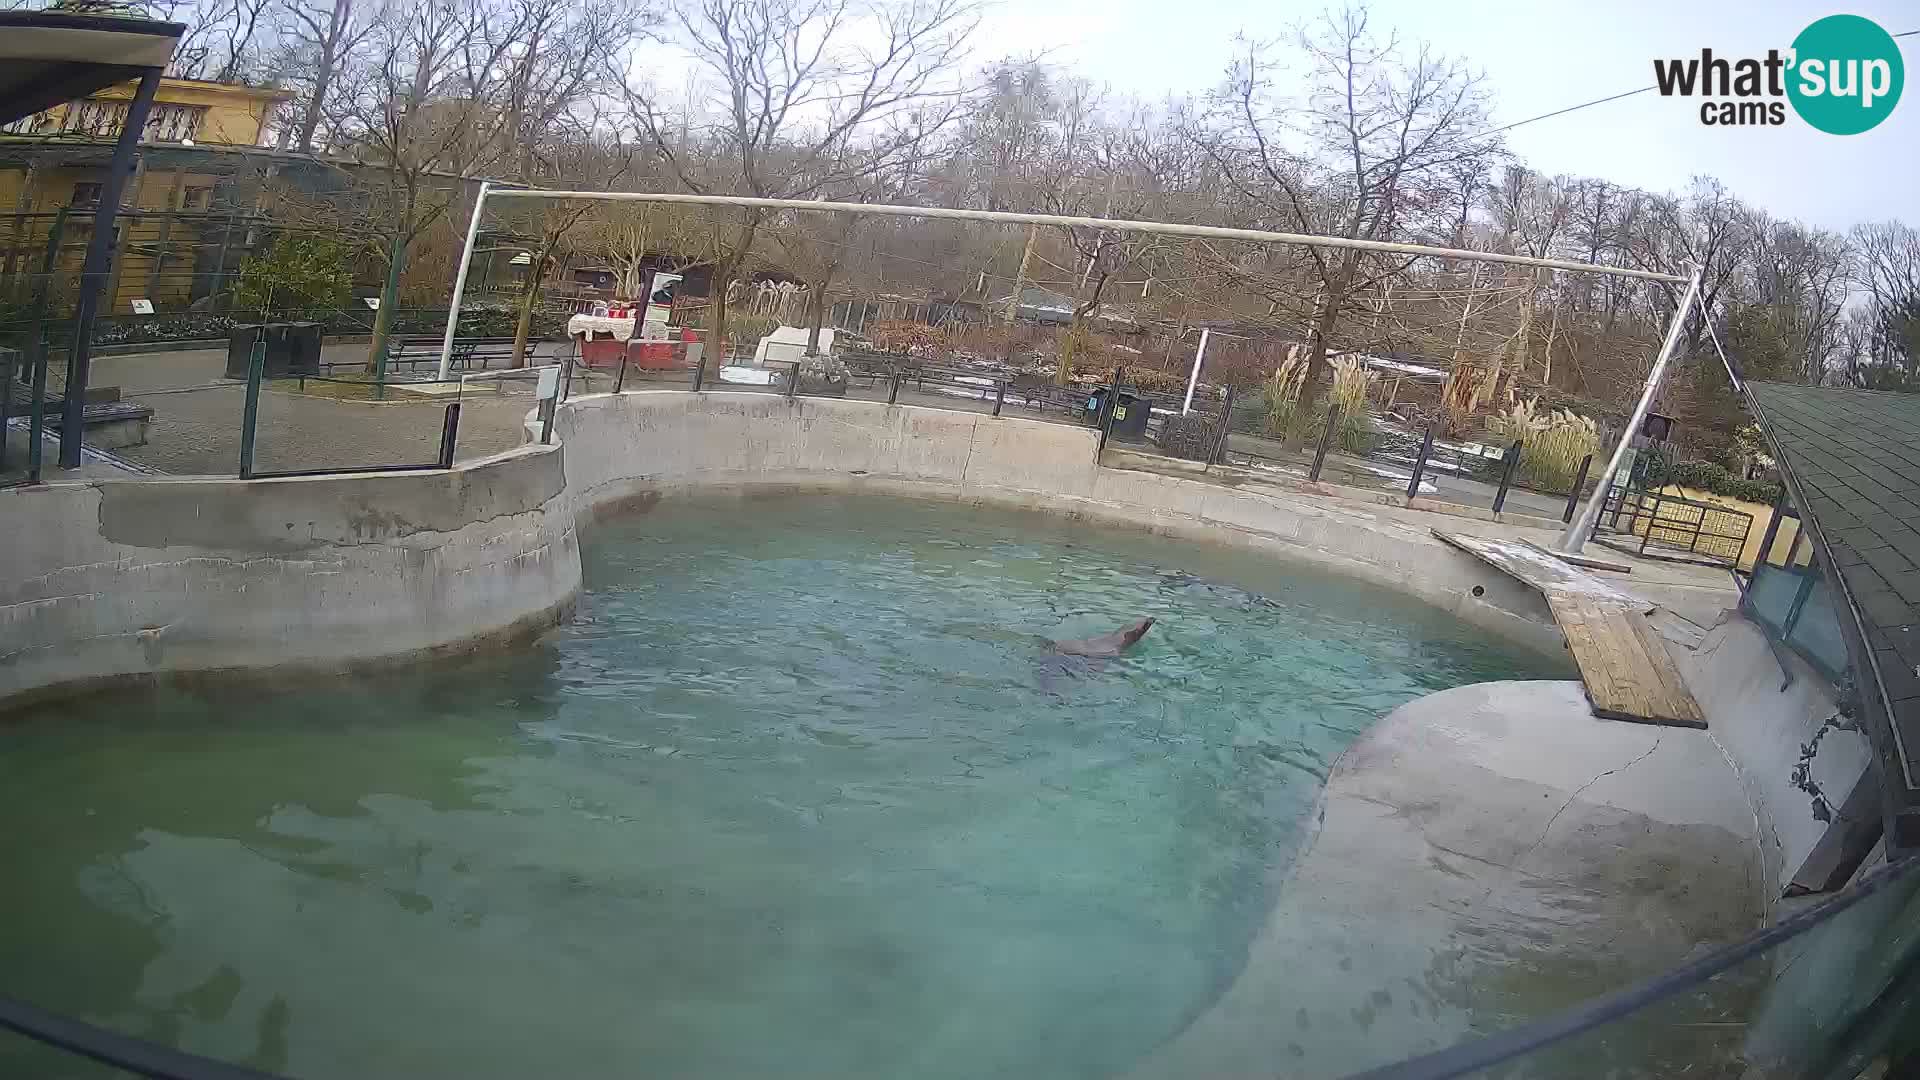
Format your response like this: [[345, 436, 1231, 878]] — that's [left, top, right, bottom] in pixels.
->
[[979, 0, 1917, 233]]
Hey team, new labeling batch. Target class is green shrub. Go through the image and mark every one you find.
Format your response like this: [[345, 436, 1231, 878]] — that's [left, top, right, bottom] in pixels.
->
[[1639, 446, 1781, 504], [233, 234, 353, 314]]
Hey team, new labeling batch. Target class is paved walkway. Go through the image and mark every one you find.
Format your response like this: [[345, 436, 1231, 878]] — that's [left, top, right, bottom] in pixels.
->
[[50, 346, 547, 477]]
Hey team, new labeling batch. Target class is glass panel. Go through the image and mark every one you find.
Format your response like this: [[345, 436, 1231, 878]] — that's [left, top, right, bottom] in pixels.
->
[[1745, 563, 1807, 638], [1761, 512, 1803, 567], [1786, 570, 1851, 678]]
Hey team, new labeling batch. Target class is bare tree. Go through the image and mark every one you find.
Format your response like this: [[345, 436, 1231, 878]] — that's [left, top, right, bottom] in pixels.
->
[[1199, 7, 1500, 441], [493, 138, 641, 366], [272, 0, 378, 153], [274, 0, 515, 371], [1848, 220, 1920, 387], [154, 0, 276, 82], [617, 0, 979, 356], [1738, 213, 1852, 383]]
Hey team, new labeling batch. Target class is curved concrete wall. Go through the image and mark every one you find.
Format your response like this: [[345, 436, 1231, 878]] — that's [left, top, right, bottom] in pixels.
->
[[0, 445, 578, 706], [553, 391, 1565, 656], [0, 389, 1565, 708]]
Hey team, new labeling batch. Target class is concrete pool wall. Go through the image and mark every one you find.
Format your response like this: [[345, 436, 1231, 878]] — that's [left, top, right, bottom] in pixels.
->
[[0, 444, 578, 706], [553, 391, 1566, 656], [0, 390, 1571, 707]]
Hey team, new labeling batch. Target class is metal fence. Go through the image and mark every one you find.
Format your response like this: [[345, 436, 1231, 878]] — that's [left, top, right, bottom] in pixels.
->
[[1593, 486, 1754, 568], [1, 325, 547, 486], [1207, 396, 1601, 523]]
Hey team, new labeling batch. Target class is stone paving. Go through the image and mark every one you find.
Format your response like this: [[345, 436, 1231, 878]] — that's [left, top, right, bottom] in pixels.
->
[[65, 346, 548, 477]]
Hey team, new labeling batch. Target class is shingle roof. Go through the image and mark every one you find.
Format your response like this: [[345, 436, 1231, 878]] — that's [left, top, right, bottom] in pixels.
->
[[1746, 382, 1920, 840]]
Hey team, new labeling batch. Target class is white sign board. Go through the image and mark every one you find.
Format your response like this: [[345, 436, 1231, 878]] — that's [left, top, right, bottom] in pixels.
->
[[130, 298, 154, 315], [363, 297, 381, 310], [536, 365, 560, 401]]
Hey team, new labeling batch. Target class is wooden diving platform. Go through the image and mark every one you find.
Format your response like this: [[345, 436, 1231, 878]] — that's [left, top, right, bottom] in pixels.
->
[[1434, 529, 1706, 729]]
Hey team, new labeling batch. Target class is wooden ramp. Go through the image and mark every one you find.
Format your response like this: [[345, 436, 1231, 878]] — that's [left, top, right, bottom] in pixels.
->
[[1434, 529, 1706, 729]]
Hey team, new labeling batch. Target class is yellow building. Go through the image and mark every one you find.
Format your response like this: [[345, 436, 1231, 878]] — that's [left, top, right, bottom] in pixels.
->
[[0, 78, 291, 313]]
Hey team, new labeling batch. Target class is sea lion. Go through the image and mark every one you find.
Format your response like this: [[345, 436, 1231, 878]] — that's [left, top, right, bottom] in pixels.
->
[[1048, 617, 1155, 658]]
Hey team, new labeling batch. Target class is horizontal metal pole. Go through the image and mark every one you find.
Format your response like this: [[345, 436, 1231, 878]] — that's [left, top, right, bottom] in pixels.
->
[[483, 190, 1689, 284]]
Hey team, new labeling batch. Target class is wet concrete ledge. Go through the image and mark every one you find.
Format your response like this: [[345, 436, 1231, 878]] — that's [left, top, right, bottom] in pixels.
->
[[1132, 680, 1766, 1078]]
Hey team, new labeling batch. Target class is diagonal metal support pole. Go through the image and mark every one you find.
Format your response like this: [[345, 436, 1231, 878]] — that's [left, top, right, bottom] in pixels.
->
[[1559, 266, 1703, 553], [60, 68, 161, 469]]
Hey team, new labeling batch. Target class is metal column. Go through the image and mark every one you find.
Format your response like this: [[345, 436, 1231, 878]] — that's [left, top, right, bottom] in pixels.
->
[[1181, 327, 1210, 414], [437, 181, 492, 380], [1559, 267, 1704, 553], [59, 68, 161, 469]]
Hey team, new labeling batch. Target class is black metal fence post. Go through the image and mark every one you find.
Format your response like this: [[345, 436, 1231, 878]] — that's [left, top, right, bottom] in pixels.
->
[[692, 346, 706, 392], [1097, 367, 1125, 453], [1492, 439, 1522, 514], [1309, 404, 1341, 483], [1563, 453, 1593, 523], [437, 401, 462, 468], [25, 323, 49, 484], [786, 360, 801, 399], [560, 350, 576, 402], [1208, 383, 1236, 466], [24, 209, 69, 484], [1405, 425, 1435, 501], [992, 379, 1006, 417], [237, 332, 266, 479], [888, 368, 902, 405], [0, 351, 12, 472], [614, 349, 630, 394]]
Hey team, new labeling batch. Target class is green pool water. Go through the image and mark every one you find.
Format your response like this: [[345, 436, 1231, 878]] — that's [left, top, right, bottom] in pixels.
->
[[0, 495, 1562, 1079]]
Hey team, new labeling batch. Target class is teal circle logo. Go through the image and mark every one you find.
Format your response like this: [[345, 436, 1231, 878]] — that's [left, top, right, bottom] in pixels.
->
[[1787, 14, 1904, 134]]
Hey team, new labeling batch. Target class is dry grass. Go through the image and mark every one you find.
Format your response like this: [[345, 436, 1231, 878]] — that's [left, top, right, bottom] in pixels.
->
[[1487, 397, 1599, 491]]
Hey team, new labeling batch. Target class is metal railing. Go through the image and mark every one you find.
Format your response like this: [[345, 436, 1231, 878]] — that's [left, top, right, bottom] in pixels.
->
[[1593, 486, 1753, 567]]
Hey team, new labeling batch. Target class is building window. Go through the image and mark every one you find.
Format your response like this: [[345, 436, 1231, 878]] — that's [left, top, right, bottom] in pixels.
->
[[69, 182, 103, 208], [65, 98, 124, 136], [181, 186, 214, 211], [2, 99, 208, 142], [145, 104, 207, 143]]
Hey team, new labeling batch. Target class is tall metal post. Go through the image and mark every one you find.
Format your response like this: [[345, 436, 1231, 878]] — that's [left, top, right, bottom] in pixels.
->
[[16, 208, 67, 479], [237, 331, 265, 478], [1309, 404, 1341, 483], [437, 402, 462, 467], [436, 181, 491, 381], [1097, 367, 1124, 452], [1208, 383, 1236, 466], [1181, 327, 1210, 414], [1563, 454, 1593, 523], [1560, 267, 1703, 552], [1491, 440, 1522, 513], [1406, 426, 1435, 501], [60, 68, 161, 469]]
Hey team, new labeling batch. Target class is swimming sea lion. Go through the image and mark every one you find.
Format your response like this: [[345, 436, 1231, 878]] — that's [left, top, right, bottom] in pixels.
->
[[1048, 617, 1155, 658]]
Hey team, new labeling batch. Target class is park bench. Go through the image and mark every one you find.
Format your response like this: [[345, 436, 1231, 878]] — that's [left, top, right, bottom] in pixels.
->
[[388, 336, 520, 372]]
